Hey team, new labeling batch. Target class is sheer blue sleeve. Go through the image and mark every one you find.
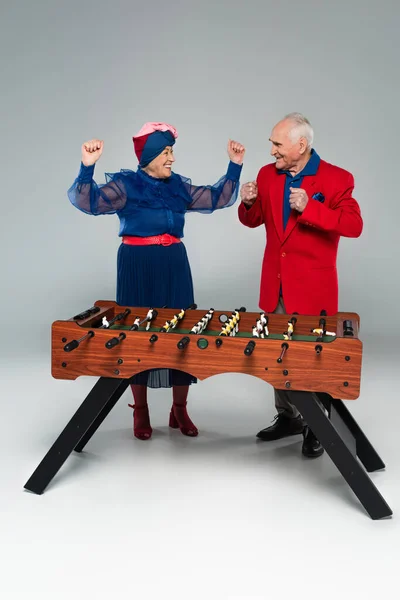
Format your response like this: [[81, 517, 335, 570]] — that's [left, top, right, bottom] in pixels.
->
[[179, 161, 242, 213], [67, 163, 127, 215]]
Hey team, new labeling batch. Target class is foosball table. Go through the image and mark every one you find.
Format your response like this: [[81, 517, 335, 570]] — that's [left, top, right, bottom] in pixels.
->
[[24, 301, 392, 519]]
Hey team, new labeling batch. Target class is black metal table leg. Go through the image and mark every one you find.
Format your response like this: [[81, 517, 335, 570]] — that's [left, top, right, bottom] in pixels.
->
[[289, 391, 392, 520], [330, 397, 386, 472], [24, 377, 130, 495], [74, 386, 128, 453], [316, 393, 357, 457]]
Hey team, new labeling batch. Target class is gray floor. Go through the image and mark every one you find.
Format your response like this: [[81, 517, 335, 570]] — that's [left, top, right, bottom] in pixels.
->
[[1, 334, 398, 599]]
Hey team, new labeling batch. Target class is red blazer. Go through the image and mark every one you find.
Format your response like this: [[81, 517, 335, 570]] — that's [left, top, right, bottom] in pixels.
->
[[238, 159, 363, 315]]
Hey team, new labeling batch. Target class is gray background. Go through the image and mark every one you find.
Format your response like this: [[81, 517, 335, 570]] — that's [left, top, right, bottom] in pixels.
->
[[1, 1, 399, 599], [1, 0, 399, 353]]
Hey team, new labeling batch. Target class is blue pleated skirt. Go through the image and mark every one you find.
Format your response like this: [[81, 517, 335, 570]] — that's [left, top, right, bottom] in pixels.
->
[[116, 241, 197, 388]]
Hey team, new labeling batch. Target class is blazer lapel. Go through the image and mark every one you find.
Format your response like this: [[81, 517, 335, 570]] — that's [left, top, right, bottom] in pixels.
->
[[282, 176, 316, 243]]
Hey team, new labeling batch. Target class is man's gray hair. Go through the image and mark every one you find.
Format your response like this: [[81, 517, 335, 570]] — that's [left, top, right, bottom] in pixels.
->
[[284, 112, 314, 148]]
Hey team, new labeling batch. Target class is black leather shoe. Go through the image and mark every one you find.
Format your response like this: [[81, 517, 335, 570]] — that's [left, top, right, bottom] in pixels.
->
[[302, 427, 324, 458], [256, 413, 305, 441]]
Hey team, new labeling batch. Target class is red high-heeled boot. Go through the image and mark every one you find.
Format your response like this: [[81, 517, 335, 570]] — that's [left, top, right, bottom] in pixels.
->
[[128, 405, 152, 440], [169, 386, 198, 437], [129, 384, 152, 440], [169, 404, 198, 436]]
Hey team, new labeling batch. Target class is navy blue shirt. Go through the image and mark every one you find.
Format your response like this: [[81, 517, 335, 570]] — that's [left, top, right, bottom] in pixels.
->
[[278, 149, 320, 230], [67, 161, 242, 238]]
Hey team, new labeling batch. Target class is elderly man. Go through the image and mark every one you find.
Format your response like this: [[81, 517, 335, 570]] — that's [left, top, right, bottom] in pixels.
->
[[239, 112, 363, 458]]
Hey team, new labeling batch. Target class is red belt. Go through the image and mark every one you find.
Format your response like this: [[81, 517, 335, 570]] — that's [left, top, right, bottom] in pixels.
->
[[122, 234, 181, 246]]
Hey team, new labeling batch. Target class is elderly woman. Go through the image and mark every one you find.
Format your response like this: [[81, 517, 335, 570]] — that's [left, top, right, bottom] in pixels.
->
[[67, 122, 245, 440]]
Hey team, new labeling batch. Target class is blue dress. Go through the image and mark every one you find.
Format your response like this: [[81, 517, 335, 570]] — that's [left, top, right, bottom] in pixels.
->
[[67, 161, 242, 387]]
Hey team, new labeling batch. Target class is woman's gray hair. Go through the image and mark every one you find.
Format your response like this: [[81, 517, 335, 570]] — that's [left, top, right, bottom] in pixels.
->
[[284, 112, 314, 147]]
